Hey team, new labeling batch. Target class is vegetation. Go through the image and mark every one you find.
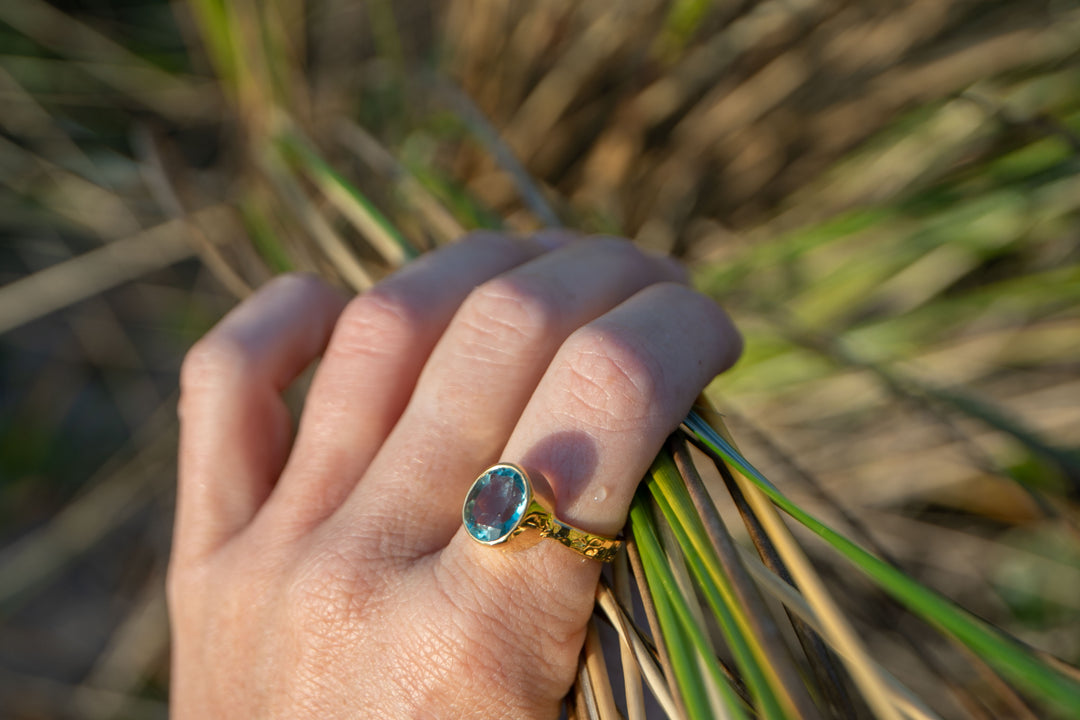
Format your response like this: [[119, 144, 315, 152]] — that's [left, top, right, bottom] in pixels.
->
[[1, 1, 1078, 717]]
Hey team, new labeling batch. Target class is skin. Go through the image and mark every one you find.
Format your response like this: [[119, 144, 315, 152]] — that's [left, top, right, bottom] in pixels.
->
[[169, 231, 742, 718]]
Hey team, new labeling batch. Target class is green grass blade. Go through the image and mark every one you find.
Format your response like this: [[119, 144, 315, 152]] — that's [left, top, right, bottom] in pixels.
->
[[682, 410, 1080, 716], [646, 450, 800, 720], [631, 494, 749, 720], [275, 131, 419, 265], [239, 199, 293, 273], [187, 0, 237, 89]]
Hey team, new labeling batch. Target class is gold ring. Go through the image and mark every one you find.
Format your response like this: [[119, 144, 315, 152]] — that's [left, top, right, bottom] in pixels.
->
[[462, 463, 622, 562]]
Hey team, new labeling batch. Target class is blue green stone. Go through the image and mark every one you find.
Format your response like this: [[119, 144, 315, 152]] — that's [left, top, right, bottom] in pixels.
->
[[463, 465, 529, 543]]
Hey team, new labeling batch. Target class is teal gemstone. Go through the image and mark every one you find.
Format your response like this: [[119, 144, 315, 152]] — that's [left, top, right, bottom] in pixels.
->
[[463, 465, 529, 544]]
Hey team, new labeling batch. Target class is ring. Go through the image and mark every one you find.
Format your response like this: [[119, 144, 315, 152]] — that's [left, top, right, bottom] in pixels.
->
[[462, 463, 623, 562]]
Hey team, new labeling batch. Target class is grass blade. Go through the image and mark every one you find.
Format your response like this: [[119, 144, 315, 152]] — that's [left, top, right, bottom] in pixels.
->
[[275, 129, 419, 266], [647, 448, 817, 719], [632, 493, 749, 720], [737, 545, 946, 720], [596, 581, 677, 719], [669, 435, 828, 719], [429, 77, 562, 227], [584, 619, 621, 720], [683, 408, 1080, 716], [0, 210, 214, 334], [626, 535, 689, 720], [612, 554, 647, 720], [259, 146, 374, 290]]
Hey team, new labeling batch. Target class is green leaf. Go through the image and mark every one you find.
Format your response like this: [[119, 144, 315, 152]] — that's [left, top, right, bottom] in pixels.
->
[[683, 411, 1080, 717], [631, 494, 749, 720]]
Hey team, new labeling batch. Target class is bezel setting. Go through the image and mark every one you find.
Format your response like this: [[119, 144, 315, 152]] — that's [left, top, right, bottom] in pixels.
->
[[462, 463, 533, 545]]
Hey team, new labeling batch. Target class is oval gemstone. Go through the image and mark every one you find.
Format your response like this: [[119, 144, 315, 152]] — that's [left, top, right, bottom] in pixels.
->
[[463, 465, 529, 544]]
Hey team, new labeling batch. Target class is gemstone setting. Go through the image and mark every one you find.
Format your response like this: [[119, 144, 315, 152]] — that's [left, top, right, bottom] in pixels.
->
[[463, 464, 531, 544]]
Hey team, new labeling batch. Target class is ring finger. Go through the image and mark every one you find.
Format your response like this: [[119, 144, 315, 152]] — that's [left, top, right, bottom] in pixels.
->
[[433, 282, 741, 704]]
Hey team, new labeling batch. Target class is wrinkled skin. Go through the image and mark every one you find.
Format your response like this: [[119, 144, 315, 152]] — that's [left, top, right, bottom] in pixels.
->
[[169, 232, 741, 718]]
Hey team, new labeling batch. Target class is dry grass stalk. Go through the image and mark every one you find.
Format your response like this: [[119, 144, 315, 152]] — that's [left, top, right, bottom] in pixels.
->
[[596, 582, 679, 719], [0, 210, 222, 334]]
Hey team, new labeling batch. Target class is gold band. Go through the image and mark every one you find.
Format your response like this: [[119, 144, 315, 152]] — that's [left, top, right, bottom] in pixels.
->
[[462, 463, 623, 562], [519, 501, 623, 562]]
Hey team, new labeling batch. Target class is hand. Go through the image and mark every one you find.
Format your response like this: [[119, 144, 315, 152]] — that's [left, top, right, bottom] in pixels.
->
[[168, 232, 742, 718]]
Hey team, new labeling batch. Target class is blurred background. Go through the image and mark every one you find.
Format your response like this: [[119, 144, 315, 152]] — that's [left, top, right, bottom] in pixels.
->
[[1, 0, 1078, 717]]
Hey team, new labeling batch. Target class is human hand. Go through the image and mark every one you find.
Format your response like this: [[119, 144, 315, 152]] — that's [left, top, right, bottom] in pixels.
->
[[168, 232, 742, 718]]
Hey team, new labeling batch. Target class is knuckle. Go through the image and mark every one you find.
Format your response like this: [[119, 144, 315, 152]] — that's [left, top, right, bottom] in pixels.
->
[[326, 288, 419, 362], [554, 326, 664, 431], [267, 271, 328, 295], [456, 274, 564, 351], [179, 333, 249, 395], [178, 274, 340, 400]]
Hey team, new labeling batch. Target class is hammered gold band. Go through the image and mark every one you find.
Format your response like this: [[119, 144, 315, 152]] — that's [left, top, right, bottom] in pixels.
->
[[518, 501, 622, 562], [462, 463, 623, 562]]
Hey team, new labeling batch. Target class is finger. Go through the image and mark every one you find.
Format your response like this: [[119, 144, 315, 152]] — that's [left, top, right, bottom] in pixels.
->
[[339, 236, 687, 555], [436, 282, 741, 693], [265, 232, 565, 530], [505, 283, 740, 535], [175, 274, 346, 560]]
